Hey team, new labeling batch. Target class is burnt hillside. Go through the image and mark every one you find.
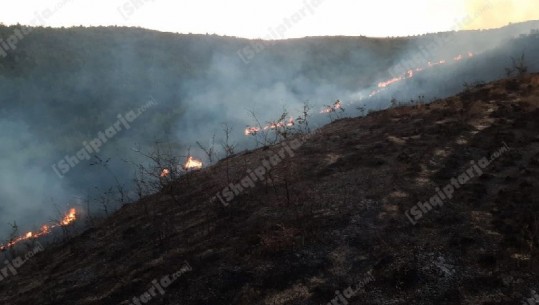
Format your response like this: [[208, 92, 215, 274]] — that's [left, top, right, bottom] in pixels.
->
[[1, 74, 539, 305]]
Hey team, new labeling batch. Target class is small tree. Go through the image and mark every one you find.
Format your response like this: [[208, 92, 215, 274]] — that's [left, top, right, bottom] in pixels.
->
[[220, 123, 236, 158], [90, 155, 127, 204], [196, 132, 216, 165], [505, 53, 528, 77], [294, 101, 312, 135]]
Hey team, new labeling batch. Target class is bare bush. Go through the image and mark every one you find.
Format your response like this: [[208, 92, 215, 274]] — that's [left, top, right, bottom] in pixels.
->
[[90, 155, 128, 204], [505, 53, 528, 77], [196, 132, 216, 165], [130, 141, 185, 197]]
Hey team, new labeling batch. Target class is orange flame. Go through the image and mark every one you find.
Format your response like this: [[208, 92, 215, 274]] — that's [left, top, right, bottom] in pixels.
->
[[184, 156, 203, 171], [244, 118, 295, 136], [41, 225, 50, 233], [378, 76, 404, 88], [244, 126, 261, 136], [60, 208, 77, 226], [245, 51, 479, 136], [321, 100, 343, 114], [376, 52, 475, 89], [0, 208, 78, 251], [160, 168, 170, 177]]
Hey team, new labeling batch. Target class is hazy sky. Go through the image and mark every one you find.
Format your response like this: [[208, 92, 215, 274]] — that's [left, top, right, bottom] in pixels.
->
[[0, 0, 537, 38]]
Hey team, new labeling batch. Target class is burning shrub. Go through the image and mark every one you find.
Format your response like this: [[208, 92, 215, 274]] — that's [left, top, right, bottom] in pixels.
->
[[245, 102, 312, 147], [0, 208, 78, 251], [131, 142, 204, 200], [322, 100, 345, 122]]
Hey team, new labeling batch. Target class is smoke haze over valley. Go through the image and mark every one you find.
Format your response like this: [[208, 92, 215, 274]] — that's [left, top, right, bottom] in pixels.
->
[[1, 21, 538, 237]]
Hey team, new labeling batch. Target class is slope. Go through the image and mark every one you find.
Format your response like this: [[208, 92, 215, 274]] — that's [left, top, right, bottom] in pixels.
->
[[1, 74, 539, 305]]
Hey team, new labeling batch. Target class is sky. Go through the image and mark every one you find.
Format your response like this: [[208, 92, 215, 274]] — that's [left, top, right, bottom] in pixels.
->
[[0, 0, 537, 39]]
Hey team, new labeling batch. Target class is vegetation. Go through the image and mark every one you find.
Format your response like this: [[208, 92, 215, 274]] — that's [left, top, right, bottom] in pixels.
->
[[506, 53, 529, 77], [1, 23, 538, 241]]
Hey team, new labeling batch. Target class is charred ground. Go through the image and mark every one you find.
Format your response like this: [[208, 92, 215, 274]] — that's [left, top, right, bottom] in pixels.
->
[[1, 74, 539, 305]]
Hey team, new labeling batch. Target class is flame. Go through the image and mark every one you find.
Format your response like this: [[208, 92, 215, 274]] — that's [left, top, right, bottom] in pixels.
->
[[378, 76, 404, 88], [376, 52, 475, 89], [0, 208, 78, 251], [183, 156, 203, 171], [244, 126, 261, 136], [160, 168, 170, 177], [245, 51, 479, 136], [244, 118, 295, 136], [60, 208, 77, 226], [363, 52, 476, 100], [321, 100, 343, 114], [267, 117, 295, 129]]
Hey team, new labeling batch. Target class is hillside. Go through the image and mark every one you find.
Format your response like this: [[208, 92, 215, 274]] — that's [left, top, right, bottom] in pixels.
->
[[1, 22, 539, 237], [1, 74, 538, 304]]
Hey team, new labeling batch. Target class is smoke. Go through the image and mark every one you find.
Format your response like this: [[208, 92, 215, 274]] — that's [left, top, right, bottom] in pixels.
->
[[464, 0, 539, 30], [175, 51, 344, 152], [178, 22, 539, 161], [0, 119, 73, 233], [0, 22, 538, 240]]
